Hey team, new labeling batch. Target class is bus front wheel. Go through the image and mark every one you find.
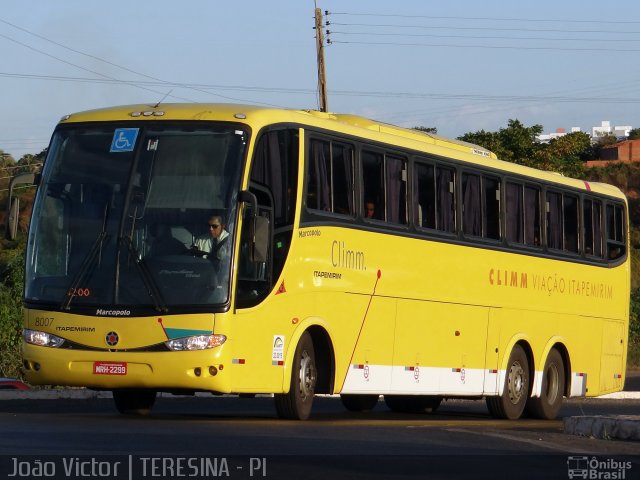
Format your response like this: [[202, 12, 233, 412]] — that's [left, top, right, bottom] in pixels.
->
[[275, 332, 317, 420], [112, 389, 157, 415], [486, 344, 529, 420], [526, 349, 565, 420]]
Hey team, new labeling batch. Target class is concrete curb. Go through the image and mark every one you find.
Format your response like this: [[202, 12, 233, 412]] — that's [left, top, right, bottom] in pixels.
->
[[596, 392, 640, 400], [564, 415, 640, 441]]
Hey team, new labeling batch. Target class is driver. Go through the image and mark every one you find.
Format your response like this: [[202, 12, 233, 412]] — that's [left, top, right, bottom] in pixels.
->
[[193, 215, 230, 272]]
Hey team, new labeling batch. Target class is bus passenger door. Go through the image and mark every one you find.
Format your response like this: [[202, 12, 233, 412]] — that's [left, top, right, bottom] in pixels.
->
[[230, 129, 300, 393]]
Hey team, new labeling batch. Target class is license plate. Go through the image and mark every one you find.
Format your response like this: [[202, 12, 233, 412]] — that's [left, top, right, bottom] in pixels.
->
[[93, 361, 128, 375]]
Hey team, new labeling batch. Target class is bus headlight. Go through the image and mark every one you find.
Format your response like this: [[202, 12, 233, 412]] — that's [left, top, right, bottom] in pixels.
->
[[165, 334, 226, 351], [23, 329, 65, 348]]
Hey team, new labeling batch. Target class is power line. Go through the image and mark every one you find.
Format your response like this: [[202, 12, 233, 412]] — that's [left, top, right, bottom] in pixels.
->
[[0, 72, 317, 97], [329, 39, 640, 53], [3, 71, 640, 104], [0, 17, 284, 107], [328, 12, 640, 25], [0, 31, 196, 102], [328, 30, 640, 43], [327, 21, 640, 35]]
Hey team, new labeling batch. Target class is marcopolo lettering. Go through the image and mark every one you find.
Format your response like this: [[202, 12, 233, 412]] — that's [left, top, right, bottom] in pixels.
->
[[95, 309, 131, 317]]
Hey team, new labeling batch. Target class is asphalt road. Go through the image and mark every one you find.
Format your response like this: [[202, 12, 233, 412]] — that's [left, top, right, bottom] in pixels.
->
[[1, 394, 639, 480], [0, 370, 637, 479]]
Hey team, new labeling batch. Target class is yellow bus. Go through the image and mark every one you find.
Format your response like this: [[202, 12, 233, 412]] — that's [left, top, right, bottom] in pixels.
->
[[18, 103, 629, 420]]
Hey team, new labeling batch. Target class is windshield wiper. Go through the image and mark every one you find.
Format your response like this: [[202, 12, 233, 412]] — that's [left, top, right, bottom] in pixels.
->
[[62, 203, 110, 310], [119, 236, 168, 313]]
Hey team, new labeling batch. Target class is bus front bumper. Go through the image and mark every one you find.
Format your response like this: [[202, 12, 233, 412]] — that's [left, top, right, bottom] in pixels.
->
[[21, 343, 232, 393]]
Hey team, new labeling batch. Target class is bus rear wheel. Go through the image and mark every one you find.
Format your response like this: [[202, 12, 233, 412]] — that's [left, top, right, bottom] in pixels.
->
[[275, 332, 317, 420], [486, 344, 529, 420], [526, 349, 565, 420], [112, 389, 157, 415], [340, 394, 379, 412], [384, 395, 442, 413]]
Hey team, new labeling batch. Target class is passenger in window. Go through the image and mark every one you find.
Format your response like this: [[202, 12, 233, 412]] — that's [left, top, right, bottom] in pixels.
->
[[365, 201, 376, 219], [608, 246, 622, 260], [193, 215, 230, 272]]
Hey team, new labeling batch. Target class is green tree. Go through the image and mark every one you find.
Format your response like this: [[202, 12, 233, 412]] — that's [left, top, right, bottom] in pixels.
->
[[0, 244, 26, 379], [457, 129, 506, 158], [498, 119, 543, 164], [532, 131, 591, 176], [458, 119, 543, 163], [629, 128, 640, 140]]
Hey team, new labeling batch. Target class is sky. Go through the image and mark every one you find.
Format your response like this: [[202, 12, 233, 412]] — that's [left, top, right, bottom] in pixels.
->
[[2, 0, 640, 159]]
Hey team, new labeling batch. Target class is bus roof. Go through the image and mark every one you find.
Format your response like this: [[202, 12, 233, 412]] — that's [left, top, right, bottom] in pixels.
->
[[59, 103, 626, 200]]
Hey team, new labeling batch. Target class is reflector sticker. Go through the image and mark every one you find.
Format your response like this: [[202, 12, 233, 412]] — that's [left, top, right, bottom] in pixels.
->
[[272, 335, 284, 363]]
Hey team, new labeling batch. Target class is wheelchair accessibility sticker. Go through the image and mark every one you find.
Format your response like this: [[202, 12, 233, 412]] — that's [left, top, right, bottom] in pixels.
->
[[110, 128, 139, 152]]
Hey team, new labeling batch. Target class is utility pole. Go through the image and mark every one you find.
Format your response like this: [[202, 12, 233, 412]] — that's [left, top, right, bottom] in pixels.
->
[[314, 7, 328, 112]]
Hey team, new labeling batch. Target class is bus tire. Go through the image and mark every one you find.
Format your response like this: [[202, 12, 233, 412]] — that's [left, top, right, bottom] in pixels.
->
[[486, 344, 529, 420], [340, 394, 379, 412], [274, 332, 316, 420], [112, 389, 157, 415], [525, 349, 565, 420], [384, 395, 442, 413]]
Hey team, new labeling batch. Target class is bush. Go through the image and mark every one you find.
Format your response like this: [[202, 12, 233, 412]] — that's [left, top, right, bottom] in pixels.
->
[[0, 248, 25, 379]]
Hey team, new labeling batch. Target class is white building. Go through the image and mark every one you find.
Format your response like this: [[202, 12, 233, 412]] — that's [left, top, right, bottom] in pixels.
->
[[537, 127, 581, 143], [538, 121, 633, 143], [591, 121, 632, 139]]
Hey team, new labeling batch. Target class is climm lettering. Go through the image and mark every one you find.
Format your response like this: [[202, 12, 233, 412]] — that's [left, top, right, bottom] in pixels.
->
[[489, 269, 528, 288], [331, 241, 366, 270]]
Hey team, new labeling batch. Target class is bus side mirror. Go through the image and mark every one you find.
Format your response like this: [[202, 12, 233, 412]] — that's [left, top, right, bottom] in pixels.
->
[[5, 172, 36, 240]]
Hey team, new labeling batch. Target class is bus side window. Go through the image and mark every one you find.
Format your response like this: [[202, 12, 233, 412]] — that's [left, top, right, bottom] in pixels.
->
[[564, 194, 579, 253], [506, 182, 523, 244], [307, 139, 354, 215], [606, 203, 626, 260], [386, 155, 407, 225], [436, 166, 456, 233], [332, 143, 354, 215], [462, 172, 481, 237], [546, 191, 563, 250], [524, 185, 541, 247], [307, 140, 331, 211], [362, 150, 384, 220], [415, 162, 436, 229], [483, 175, 501, 240], [584, 198, 603, 257]]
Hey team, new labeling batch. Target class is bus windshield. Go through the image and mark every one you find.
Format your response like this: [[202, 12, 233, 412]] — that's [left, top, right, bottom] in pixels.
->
[[25, 123, 247, 314]]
